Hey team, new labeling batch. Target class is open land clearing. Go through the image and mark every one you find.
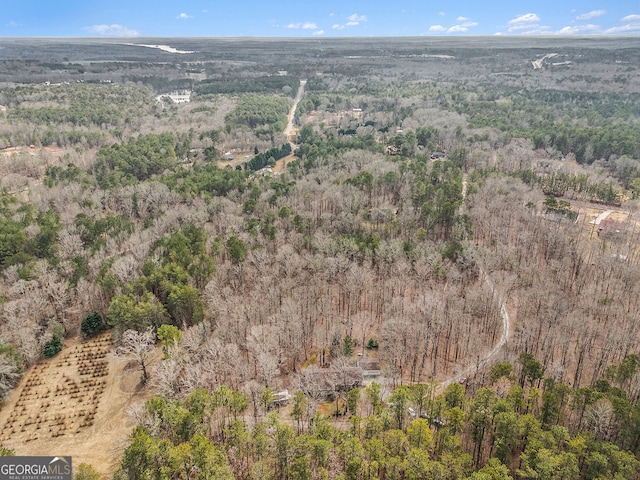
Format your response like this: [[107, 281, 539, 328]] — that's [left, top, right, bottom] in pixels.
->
[[0, 333, 156, 476], [0, 146, 64, 159]]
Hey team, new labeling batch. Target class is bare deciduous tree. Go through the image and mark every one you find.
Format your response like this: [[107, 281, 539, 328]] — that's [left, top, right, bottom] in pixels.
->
[[586, 398, 613, 441], [115, 328, 156, 384], [0, 353, 21, 399]]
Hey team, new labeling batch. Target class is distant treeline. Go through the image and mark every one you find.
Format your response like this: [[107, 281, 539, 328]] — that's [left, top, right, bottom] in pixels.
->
[[5, 83, 152, 128], [162, 163, 248, 199], [451, 86, 640, 164], [123, 75, 194, 93], [290, 124, 382, 175], [93, 133, 177, 189], [517, 170, 624, 206], [530, 123, 640, 165], [246, 143, 291, 171], [0, 198, 61, 272], [225, 95, 290, 130], [11, 104, 123, 128], [1, 130, 107, 149], [194, 76, 299, 97]]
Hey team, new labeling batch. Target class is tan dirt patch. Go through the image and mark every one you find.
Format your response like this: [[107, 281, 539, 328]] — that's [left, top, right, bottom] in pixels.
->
[[0, 146, 64, 157], [0, 333, 155, 478]]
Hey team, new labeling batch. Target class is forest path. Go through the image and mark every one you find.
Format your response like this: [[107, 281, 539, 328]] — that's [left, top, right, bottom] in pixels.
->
[[439, 173, 511, 389], [284, 78, 307, 148], [273, 79, 306, 173]]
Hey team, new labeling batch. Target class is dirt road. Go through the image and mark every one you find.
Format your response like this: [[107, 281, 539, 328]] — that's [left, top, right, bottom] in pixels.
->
[[439, 271, 511, 389], [283, 78, 307, 147], [272, 79, 306, 174], [439, 173, 512, 388]]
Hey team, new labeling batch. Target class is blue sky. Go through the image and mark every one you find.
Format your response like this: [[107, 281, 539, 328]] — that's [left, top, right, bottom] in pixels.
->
[[2, 1, 639, 37]]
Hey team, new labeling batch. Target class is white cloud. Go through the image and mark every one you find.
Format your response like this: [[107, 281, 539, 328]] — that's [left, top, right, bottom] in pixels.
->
[[439, 11, 445, 16], [429, 15, 477, 34], [177, 13, 192, 20], [84, 24, 140, 36], [508, 13, 540, 25], [576, 10, 606, 21], [557, 24, 601, 34], [445, 17, 478, 33], [332, 13, 367, 30], [348, 14, 367, 22], [286, 22, 318, 29], [602, 13, 640, 34], [313, 30, 325, 36], [605, 23, 640, 34], [506, 13, 548, 33]]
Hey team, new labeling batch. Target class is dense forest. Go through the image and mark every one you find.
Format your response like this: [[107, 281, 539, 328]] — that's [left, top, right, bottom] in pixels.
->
[[0, 37, 640, 479]]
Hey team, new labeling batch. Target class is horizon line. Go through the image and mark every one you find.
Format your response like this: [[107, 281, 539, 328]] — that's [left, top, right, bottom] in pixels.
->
[[1, 33, 639, 40]]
